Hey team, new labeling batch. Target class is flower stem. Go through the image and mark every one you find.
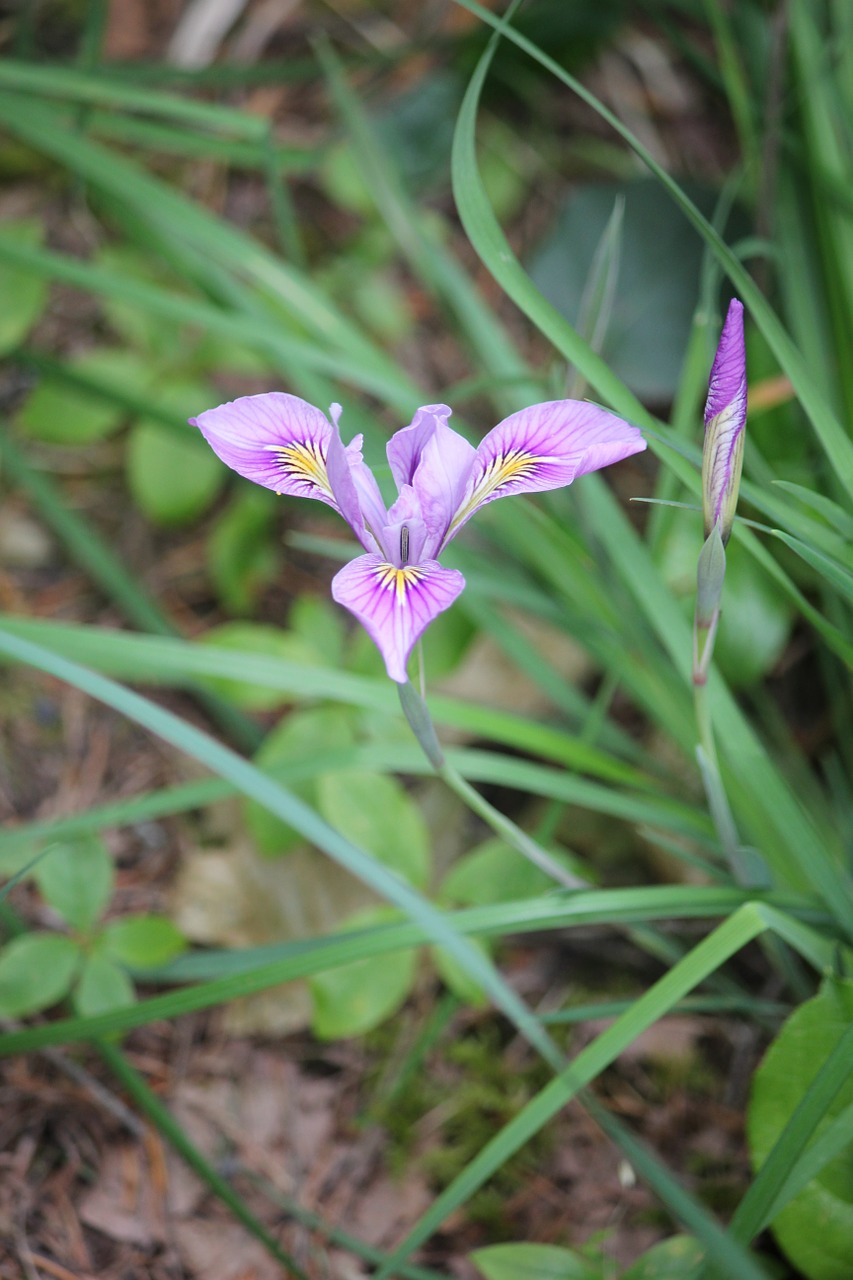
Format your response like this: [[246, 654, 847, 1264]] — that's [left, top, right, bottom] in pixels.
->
[[398, 681, 586, 890], [693, 633, 755, 885]]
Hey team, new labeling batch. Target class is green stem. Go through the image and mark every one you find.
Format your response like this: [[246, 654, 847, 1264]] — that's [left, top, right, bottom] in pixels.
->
[[398, 681, 586, 889], [694, 660, 749, 885]]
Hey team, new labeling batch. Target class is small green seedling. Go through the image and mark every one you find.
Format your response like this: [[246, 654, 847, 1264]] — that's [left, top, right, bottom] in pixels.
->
[[0, 835, 186, 1020]]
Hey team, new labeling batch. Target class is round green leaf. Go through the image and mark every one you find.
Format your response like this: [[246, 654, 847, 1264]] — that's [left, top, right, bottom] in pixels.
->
[[0, 932, 81, 1017], [317, 770, 430, 889], [748, 978, 853, 1280], [619, 1236, 704, 1278], [99, 915, 186, 969], [309, 907, 417, 1040], [127, 419, 224, 525], [0, 218, 50, 356], [245, 707, 357, 856], [197, 623, 317, 711], [33, 835, 113, 933], [126, 382, 225, 525], [471, 1242, 600, 1280], [441, 837, 580, 908], [74, 952, 135, 1017]]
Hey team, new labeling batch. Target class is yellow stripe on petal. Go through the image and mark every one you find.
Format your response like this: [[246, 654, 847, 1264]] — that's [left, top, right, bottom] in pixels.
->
[[266, 440, 333, 497], [374, 562, 426, 605], [450, 448, 548, 532]]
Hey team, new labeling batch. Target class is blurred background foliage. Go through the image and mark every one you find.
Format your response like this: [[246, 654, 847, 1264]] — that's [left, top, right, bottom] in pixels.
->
[[1, 1, 852, 1277]]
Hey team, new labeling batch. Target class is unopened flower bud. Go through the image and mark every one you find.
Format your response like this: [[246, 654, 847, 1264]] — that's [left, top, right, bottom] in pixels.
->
[[702, 299, 747, 545]]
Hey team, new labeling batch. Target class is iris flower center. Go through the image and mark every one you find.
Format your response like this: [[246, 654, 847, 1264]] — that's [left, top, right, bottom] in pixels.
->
[[375, 562, 425, 603]]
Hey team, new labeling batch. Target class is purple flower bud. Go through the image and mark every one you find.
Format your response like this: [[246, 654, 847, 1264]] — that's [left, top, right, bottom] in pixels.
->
[[702, 299, 747, 545]]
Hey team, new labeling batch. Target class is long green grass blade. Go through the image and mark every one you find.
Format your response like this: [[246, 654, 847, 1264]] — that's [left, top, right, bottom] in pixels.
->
[[727, 1020, 853, 1246], [375, 905, 771, 1277], [0, 625, 563, 1071], [451, 0, 853, 500], [0, 614, 663, 788], [0, 885, 803, 1055]]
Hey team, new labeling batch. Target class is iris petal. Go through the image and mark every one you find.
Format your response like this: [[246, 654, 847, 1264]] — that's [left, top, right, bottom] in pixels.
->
[[331, 554, 465, 683], [192, 392, 340, 508], [446, 400, 645, 539]]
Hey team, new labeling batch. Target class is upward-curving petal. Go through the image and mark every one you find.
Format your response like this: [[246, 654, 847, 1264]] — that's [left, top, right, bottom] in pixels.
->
[[192, 392, 341, 509], [445, 400, 646, 540], [331, 554, 465, 683], [386, 404, 453, 489]]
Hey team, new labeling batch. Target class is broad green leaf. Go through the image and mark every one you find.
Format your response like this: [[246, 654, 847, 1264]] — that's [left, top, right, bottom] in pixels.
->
[[74, 952, 135, 1017], [308, 907, 417, 1039], [245, 707, 358, 856], [197, 623, 317, 711], [99, 915, 187, 969], [441, 837, 580, 908], [34, 834, 113, 933], [17, 348, 151, 444], [0, 217, 49, 355], [471, 1242, 600, 1280], [207, 489, 280, 615], [0, 932, 81, 1017], [529, 179, 715, 401], [317, 769, 430, 890], [288, 594, 346, 668], [619, 1235, 704, 1278], [127, 411, 224, 525], [748, 978, 853, 1280]]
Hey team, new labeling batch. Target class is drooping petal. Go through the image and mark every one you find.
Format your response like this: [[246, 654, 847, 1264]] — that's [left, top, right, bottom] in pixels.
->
[[192, 392, 341, 508], [702, 299, 747, 544], [331, 554, 466, 683], [445, 400, 646, 540]]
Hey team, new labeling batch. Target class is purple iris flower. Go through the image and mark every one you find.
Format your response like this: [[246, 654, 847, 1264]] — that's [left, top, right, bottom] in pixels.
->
[[191, 394, 646, 682], [702, 299, 747, 545]]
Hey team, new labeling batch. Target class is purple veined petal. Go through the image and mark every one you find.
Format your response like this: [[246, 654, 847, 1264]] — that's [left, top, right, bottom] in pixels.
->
[[387, 405, 476, 556], [702, 299, 747, 543], [191, 392, 340, 508], [325, 425, 381, 554], [445, 400, 646, 541], [409, 419, 477, 553], [386, 404, 453, 489], [331, 554, 466, 683], [704, 299, 746, 427]]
